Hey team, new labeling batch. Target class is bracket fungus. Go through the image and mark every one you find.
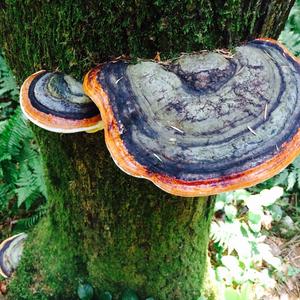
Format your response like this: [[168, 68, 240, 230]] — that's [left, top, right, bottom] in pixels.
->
[[83, 39, 300, 197], [0, 233, 27, 278], [20, 70, 103, 133]]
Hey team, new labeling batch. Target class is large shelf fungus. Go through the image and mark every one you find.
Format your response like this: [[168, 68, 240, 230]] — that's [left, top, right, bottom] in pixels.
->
[[20, 71, 103, 133], [0, 233, 27, 278], [83, 39, 300, 197]]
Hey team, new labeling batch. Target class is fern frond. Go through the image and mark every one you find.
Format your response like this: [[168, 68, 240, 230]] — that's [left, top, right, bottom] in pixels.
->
[[16, 205, 48, 230], [279, 1, 300, 56], [210, 220, 252, 256], [0, 108, 32, 157], [0, 120, 8, 131], [15, 161, 40, 208], [0, 108, 46, 210], [0, 51, 19, 101], [0, 182, 15, 208], [0, 49, 46, 217], [29, 156, 47, 197]]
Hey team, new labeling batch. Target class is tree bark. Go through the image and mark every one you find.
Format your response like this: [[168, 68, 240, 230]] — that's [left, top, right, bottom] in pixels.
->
[[0, 1, 295, 299]]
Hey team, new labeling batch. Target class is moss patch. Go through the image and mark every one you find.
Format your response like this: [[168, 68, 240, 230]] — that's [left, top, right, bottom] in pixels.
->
[[0, 0, 293, 82], [8, 218, 83, 299], [7, 131, 217, 300]]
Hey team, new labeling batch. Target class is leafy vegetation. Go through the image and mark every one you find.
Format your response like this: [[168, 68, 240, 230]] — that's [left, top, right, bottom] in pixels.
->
[[0, 50, 18, 104], [0, 51, 46, 240], [279, 0, 300, 56], [211, 188, 284, 299]]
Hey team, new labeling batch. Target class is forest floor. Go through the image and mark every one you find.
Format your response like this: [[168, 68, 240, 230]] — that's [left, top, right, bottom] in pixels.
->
[[264, 236, 300, 300]]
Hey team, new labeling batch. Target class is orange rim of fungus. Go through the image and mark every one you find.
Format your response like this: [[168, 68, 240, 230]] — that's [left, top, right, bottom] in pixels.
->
[[20, 70, 102, 133], [87, 39, 298, 196]]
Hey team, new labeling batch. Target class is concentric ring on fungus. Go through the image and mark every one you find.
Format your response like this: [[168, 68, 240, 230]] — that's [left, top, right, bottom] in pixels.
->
[[83, 39, 300, 197], [0, 233, 27, 278], [20, 71, 102, 133]]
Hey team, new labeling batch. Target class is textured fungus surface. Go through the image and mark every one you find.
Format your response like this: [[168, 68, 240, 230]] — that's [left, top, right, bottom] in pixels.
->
[[84, 39, 300, 196], [0, 233, 27, 278], [20, 71, 102, 133]]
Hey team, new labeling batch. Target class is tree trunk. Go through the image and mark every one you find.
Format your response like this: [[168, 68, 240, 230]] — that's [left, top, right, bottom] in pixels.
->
[[0, 1, 294, 299]]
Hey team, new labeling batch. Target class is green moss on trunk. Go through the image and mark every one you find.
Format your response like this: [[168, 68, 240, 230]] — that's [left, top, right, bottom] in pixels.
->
[[0, 0, 295, 81], [0, 0, 294, 299], [8, 132, 216, 299]]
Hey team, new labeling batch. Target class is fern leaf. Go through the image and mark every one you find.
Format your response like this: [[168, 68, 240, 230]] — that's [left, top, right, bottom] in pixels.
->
[[0, 108, 32, 157], [0, 51, 19, 101], [15, 205, 47, 230]]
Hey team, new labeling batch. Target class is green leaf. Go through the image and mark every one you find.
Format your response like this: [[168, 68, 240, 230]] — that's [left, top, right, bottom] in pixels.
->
[[216, 193, 227, 204], [256, 269, 276, 288], [240, 224, 249, 238], [0, 109, 32, 157], [216, 266, 232, 284], [15, 206, 47, 229], [0, 120, 8, 131], [214, 198, 225, 211], [224, 204, 237, 220], [273, 169, 289, 186], [292, 156, 300, 168], [224, 287, 240, 300], [121, 289, 139, 300], [99, 291, 112, 300], [268, 204, 283, 222], [248, 211, 261, 224], [248, 221, 261, 233], [15, 162, 39, 208], [216, 192, 234, 205], [0, 153, 11, 162], [77, 283, 94, 300], [221, 256, 243, 280], [287, 266, 300, 277], [279, 0, 300, 56], [233, 189, 251, 201], [257, 243, 282, 268], [0, 51, 19, 101], [239, 283, 252, 300], [259, 187, 283, 206], [287, 172, 297, 190], [245, 187, 283, 210], [297, 171, 300, 189]]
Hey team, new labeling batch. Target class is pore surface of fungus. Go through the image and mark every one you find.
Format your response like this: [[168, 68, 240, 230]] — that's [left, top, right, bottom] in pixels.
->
[[84, 39, 300, 197], [20, 71, 102, 133], [0, 233, 27, 278]]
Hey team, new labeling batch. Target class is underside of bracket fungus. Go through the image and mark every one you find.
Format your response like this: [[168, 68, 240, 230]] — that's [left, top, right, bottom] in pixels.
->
[[84, 39, 300, 197], [0, 233, 27, 278], [20, 71, 102, 133]]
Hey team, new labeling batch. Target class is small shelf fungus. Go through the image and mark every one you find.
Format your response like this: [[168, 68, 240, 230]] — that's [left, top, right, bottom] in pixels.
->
[[0, 233, 27, 278], [20, 71, 103, 133], [83, 39, 300, 196]]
